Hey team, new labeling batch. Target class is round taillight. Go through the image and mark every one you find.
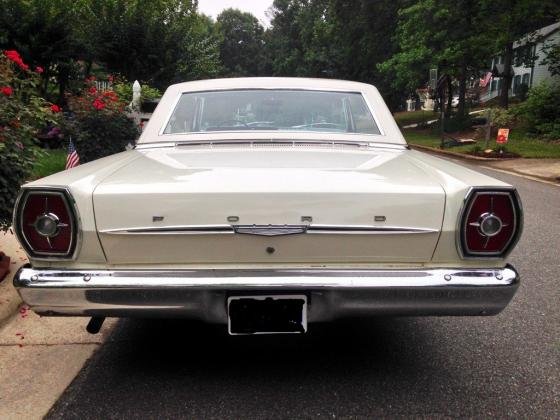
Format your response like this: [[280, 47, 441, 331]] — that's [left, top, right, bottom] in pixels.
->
[[15, 189, 78, 258], [34, 213, 63, 237], [459, 188, 522, 258]]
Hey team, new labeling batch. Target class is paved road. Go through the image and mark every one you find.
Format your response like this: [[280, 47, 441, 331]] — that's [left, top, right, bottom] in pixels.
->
[[47, 166, 559, 419]]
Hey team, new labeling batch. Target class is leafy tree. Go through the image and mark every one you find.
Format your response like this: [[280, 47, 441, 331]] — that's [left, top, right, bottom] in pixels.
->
[[216, 8, 266, 76], [81, 0, 220, 88], [541, 42, 560, 77], [0, 0, 83, 102], [380, 0, 496, 116]]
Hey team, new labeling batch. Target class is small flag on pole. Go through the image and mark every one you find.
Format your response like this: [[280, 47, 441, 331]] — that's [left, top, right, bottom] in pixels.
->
[[65, 139, 80, 169]]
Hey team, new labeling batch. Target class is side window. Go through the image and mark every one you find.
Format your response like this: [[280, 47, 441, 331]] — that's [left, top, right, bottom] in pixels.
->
[[164, 95, 197, 134], [347, 95, 380, 134]]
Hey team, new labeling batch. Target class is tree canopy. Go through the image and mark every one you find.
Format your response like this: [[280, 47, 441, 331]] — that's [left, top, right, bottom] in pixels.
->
[[0, 0, 558, 109]]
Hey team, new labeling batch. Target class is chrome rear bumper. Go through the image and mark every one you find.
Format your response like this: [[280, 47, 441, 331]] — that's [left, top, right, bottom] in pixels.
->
[[14, 266, 519, 321]]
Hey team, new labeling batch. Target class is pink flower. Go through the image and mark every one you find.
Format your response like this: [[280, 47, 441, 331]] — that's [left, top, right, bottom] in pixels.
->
[[50, 104, 62, 113], [88, 86, 97, 94], [35, 66, 44, 74], [1, 86, 13, 96]]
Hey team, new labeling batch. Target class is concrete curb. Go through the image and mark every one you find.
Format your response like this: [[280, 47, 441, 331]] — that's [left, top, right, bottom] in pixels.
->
[[0, 232, 25, 327]]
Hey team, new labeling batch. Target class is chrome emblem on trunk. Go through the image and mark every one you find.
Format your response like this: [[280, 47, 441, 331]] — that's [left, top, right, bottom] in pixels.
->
[[233, 225, 308, 236]]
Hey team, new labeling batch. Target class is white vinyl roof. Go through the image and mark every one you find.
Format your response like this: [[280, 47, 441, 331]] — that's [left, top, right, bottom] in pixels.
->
[[138, 77, 406, 146]]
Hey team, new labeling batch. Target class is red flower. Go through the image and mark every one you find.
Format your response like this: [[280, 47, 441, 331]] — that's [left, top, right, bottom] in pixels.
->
[[92, 98, 105, 110], [3, 50, 29, 71], [1, 86, 13, 96], [3, 50, 21, 61], [88, 86, 97, 94], [103, 90, 119, 101], [35, 66, 44, 74], [50, 104, 62, 113]]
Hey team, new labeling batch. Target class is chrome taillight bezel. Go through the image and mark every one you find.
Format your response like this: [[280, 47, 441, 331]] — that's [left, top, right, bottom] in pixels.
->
[[13, 187, 81, 260], [457, 186, 523, 259]]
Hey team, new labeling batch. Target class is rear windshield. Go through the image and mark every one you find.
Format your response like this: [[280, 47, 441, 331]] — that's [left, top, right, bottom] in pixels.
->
[[163, 89, 381, 135]]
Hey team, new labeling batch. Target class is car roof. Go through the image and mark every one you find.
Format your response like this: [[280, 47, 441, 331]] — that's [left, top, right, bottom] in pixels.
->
[[137, 77, 406, 146], [167, 77, 373, 92]]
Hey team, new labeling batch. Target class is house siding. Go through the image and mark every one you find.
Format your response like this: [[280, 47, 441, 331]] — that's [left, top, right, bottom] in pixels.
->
[[480, 21, 559, 103]]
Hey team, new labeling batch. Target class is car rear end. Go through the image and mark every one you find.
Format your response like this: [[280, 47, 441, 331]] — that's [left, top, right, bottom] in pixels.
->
[[12, 78, 522, 335]]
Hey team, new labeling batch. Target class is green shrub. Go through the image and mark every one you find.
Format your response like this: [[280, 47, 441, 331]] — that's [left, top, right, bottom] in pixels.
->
[[113, 79, 162, 103], [488, 107, 517, 128], [66, 81, 139, 163], [517, 83, 560, 140], [72, 113, 138, 163], [0, 143, 37, 229]]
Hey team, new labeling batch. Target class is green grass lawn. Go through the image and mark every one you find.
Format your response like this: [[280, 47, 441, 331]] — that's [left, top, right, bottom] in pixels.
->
[[32, 149, 66, 179], [393, 110, 438, 127], [403, 128, 560, 158]]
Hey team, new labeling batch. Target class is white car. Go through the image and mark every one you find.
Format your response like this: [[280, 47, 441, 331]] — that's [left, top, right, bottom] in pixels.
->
[[13, 78, 522, 335]]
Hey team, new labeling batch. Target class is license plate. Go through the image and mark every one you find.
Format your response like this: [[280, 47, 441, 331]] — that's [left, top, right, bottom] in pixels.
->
[[227, 295, 307, 335]]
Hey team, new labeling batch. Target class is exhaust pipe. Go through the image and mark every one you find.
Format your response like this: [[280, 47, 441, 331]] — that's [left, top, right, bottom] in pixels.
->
[[86, 316, 105, 334]]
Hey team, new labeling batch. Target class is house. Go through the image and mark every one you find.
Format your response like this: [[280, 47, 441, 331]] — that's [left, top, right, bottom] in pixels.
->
[[480, 21, 560, 103]]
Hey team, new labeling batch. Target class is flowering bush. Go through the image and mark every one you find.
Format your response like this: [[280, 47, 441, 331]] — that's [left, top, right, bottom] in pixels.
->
[[65, 79, 139, 163], [0, 50, 61, 230]]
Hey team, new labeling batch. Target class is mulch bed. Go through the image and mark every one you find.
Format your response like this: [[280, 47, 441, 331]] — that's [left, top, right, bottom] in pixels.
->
[[467, 150, 521, 159], [0, 252, 11, 282]]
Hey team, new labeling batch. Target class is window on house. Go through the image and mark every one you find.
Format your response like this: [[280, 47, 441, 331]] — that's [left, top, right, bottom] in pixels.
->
[[522, 73, 530, 86], [491, 80, 497, 92], [513, 75, 521, 94]]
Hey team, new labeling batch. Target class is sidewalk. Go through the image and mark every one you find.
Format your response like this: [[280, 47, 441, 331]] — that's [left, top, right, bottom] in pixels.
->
[[411, 144, 560, 184], [483, 158, 560, 183], [0, 232, 26, 326]]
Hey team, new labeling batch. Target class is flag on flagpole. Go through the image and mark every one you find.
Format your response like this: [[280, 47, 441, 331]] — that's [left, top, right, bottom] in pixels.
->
[[65, 138, 80, 169]]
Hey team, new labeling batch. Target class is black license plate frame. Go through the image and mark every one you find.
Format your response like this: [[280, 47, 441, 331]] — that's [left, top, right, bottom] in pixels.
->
[[227, 295, 308, 335]]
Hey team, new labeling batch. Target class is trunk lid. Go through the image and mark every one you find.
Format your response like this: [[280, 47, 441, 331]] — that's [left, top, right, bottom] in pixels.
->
[[93, 145, 445, 264]]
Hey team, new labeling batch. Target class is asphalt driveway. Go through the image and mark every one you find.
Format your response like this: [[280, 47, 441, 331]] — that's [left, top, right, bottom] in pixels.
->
[[46, 166, 560, 419]]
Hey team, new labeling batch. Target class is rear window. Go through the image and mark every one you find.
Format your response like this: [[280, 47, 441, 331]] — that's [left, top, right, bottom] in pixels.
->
[[163, 89, 380, 135]]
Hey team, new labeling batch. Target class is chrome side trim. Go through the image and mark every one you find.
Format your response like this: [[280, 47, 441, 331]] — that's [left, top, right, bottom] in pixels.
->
[[100, 225, 234, 235], [99, 224, 438, 236], [306, 225, 437, 235]]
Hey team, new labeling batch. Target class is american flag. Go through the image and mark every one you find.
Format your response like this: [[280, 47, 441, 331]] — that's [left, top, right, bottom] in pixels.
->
[[65, 139, 80, 169]]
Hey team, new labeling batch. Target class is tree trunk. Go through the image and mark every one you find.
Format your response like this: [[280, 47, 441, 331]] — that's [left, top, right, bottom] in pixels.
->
[[499, 42, 514, 109], [57, 63, 70, 106], [458, 64, 468, 118], [445, 75, 453, 118]]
